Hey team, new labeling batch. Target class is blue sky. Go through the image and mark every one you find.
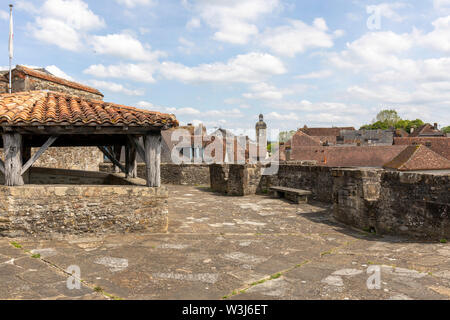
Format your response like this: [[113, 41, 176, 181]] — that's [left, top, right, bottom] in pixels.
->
[[1, 0, 449, 136]]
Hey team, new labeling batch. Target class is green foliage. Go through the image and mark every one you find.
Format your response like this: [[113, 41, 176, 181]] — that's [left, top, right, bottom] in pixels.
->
[[10, 241, 22, 249], [442, 126, 450, 134], [375, 109, 401, 126], [360, 109, 425, 133]]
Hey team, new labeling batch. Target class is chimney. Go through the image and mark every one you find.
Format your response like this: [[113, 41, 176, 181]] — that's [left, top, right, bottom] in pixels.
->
[[434, 123, 438, 130]]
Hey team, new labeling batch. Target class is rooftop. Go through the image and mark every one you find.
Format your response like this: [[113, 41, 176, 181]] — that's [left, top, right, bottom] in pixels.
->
[[5, 65, 104, 97], [0, 90, 178, 129], [383, 145, 450, 171]]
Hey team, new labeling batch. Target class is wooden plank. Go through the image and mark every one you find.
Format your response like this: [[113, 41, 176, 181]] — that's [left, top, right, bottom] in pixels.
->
[[144, 133, 161, 187], [269, 186, 312, 195], [3, 133, 24, 186], [98, 146, 126, 174], [21, 136, 58, 175]]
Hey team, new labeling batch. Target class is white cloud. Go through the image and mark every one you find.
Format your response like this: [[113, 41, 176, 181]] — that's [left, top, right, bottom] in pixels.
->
[[186, 18, 201, 30], [243, 82, 292, 100], [259, 18, 341, 57], [33, 18, 84, 51], [434, 0, 450, 9], [190, 0, 280, 44], [159, 52, 286, 83], [115, 0, 156, 8], [137, 101, 243, 119], [418, 16, 450, 53], [296, 70, 333, 79], [329, 31, 414, 72], [178, 37, 195, 54], [84, 63, 157, 83], [45, 65, 75, 81], [28, 0, 104, 51], [366, 2, 408, 22], [88, 80, 145, 96], [0, 10, 8, 20], [90, 33, 165, 61]]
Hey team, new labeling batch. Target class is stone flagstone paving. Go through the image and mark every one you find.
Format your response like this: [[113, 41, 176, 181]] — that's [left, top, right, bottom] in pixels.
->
[[0, 185, 449, 300]]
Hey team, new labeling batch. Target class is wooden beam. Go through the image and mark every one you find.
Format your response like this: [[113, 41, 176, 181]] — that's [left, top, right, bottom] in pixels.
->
[[21, 136, 58, 175], [125, 141, 137, 178], [3, 133, 24, 186], [113, 144, 122, 173], [144, 133, 161, 187], [2, 126, 160, 135], [128, 135, 146, 161], [98, 146, 126, 174], [0, 159, 5, 175]]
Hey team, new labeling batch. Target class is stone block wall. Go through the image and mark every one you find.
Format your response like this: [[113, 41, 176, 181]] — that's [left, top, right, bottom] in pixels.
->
[[0, 147, 104, 172], [0, 185, 168, 237], [11, 74, 104, 101], [0, 168, 169, 237], [209, 163, 450, 239], [100, 163, 211, 186], [332, 168, 383, 231], [332, 168, 450, 239], [260, 163, 334, 202]]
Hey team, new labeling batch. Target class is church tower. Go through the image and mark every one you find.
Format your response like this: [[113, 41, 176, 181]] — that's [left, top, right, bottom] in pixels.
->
[[255, 114, 267, 161]]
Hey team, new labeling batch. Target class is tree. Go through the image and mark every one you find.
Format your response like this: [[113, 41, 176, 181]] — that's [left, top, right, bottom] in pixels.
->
[[375, 109, 401, 127], [443, 126, 450, 134], [360, 109, 424, 133]]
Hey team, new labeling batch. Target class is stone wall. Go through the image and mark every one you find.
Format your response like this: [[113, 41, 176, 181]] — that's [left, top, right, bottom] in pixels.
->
[[332, 169, 450, 239], [100, 162, 210, 186], [11, 74, 103, 101], [260, 163, 334, 202], [0, 147, 104, 172], [0, 168, 168, 237], [210, 162, 333, 201], [35, 147, 104, 171], [209, 163, 450, 239]]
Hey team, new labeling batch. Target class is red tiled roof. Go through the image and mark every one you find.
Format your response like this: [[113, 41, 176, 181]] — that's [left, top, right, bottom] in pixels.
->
[[299, 127, 355, 137], [394, 137, 450, 160], [409, 123, 444, 137], [13, 65, 103, 97], [291, 130, 323, 147], [290, 145, 408, 167], [383, 145, 450, 171], [0, 91, 178, 128]]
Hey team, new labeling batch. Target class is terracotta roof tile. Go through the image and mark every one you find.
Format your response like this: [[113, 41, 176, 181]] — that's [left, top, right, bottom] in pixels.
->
[[383, 145, 450, 171], [14, 65, 103, 97], [0, 91, 178, 129]]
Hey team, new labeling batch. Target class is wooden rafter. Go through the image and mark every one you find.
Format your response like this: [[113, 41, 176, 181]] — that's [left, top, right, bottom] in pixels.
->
[[98, 146, 126, 174]]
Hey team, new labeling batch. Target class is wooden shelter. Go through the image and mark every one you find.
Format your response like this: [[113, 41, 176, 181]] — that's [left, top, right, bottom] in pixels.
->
[[0, 91, 178, 187]]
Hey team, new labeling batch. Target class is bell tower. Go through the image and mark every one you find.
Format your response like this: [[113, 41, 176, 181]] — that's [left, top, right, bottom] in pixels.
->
[[255, 114, 267, 161]]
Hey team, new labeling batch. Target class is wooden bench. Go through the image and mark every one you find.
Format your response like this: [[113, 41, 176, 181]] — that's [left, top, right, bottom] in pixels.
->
[[269, 186, 312, 204]]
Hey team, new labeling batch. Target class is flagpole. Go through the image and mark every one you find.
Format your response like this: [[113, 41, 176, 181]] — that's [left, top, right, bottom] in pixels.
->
[[8, 4, 13, 94]]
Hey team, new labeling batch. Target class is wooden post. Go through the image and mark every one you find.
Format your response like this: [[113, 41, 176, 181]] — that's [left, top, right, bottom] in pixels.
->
[[125, 140, 137, 178], [3, 133, 24, 186], [113, 144, 122, 173], [144, 133, 161, 187], [21, 145, 31, 184]]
